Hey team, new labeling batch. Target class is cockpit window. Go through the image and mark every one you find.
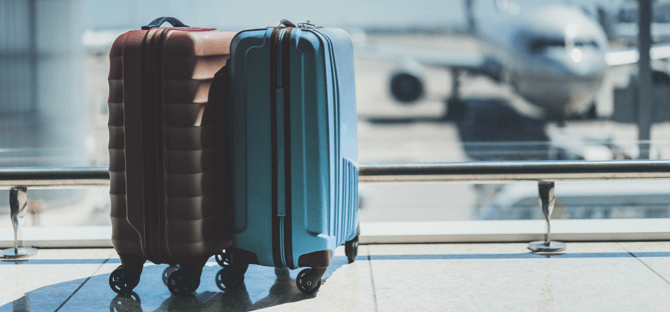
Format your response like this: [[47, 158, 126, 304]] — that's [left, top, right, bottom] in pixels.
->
[[575, 40, 599, 49], [530, 39, 565, 53], [530, 39, 599, 53]]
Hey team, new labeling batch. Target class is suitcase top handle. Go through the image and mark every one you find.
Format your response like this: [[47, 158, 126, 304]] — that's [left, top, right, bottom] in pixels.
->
[[267, 19, 317, 29], [142, 17, 189, 30], [267, 19, 296, 28]]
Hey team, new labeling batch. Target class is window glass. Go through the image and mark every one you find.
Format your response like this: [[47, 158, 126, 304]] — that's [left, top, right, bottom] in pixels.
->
[[1, 0, 667, 227]]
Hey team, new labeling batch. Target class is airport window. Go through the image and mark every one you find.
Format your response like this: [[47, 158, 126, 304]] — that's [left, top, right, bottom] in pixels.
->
[[1, 0, 670, 229]]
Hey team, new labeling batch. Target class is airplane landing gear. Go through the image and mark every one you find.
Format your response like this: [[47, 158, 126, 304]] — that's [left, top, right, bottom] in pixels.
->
[[584, 103, 597, 120], [445, 69, 466, 120], [446, 98, 466, 120]]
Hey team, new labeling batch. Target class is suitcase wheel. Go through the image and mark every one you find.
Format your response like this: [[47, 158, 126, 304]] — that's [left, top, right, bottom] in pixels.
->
[[215, 265, 244, 291], [215, 249, 232, 267], [296, 269, 322, 294], [166, 267, 198, 297], [345, 236, 359, 263], [162, 265, 180, 286], [109, 266, 140, 294]]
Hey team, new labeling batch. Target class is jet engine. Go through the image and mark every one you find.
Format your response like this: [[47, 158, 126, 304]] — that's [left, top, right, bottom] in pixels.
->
[[389, 64, 425, 104]]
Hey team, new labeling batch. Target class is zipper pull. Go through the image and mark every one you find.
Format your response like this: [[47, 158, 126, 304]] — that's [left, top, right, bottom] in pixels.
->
[[297, 20, 316, 29]]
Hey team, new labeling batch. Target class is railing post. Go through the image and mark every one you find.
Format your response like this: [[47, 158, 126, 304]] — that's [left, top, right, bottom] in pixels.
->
[[1, 187, 38, 258], [528, 181, 566, 252], [638, 0, 653, 159]]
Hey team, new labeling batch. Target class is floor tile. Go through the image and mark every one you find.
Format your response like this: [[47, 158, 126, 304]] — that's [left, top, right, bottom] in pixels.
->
[[619, 241, 670, 284], [0, 248, 114, 311], [368, 243, 670, 312]]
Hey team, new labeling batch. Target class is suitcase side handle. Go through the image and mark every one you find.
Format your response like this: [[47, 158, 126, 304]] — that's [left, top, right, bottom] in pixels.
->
[[267, 19, 296, 28], [141, 17, 190, 30]]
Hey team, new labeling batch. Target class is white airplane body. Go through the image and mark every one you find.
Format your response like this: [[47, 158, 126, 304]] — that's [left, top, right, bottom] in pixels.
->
[[360, 0, 670, 119], [479, 3, 607, 116]]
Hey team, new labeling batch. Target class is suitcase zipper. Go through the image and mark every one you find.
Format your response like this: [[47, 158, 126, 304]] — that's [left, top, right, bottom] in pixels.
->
[[277, 27, 287, 267], [140, 30, 156, 262], [155, 29, 169, 263], [281, 27, 295, 269], [141, 28, 169, 264], [270, 27, 294, 268], [270, 28, 283, 268]]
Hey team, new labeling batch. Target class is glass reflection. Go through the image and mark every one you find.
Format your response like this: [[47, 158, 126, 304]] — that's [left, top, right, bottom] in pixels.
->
[[109, 291, 142, 312], [12, 294, 29, 312]]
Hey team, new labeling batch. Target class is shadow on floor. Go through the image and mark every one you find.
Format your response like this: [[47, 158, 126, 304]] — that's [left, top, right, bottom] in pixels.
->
[[1, 255, 350, 312], [366, 98, 551, 161]]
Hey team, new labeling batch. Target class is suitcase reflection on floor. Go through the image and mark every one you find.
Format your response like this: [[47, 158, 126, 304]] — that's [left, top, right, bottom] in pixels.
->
[[109, 256, 351, 311], [109, 292, 142, 311]]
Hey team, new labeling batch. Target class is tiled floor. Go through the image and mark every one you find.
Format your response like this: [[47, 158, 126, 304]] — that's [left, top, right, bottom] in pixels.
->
[[2, 242, 670, 311]]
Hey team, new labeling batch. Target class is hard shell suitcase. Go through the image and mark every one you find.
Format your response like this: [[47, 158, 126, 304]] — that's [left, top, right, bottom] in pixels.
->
[[107, 17, 236, 296], [222, 20, 360, 294]]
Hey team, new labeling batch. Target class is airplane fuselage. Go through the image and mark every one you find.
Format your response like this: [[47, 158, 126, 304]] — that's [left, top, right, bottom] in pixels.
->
[[477, 2, 609, 117]]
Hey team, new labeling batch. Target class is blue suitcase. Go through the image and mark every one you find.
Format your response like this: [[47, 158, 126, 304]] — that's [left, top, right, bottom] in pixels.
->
[[219, 20, 359, 294]]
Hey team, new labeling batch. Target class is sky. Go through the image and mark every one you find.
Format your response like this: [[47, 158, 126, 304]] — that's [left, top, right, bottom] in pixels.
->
[[81, 0, 629, 31]]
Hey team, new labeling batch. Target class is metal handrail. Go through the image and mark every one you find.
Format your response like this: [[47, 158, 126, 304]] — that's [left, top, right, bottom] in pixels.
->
[[359, 160, 670, 182], [2, 160, 670, 186], [0, 166, 110, 188]]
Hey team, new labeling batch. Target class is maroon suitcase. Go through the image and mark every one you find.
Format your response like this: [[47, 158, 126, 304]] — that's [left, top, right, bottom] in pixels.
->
[[107, 17, 235, 296]]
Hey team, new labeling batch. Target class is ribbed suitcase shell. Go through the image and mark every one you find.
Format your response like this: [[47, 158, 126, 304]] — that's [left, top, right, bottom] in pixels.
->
[[108, 27, 235, 275], [229, 26, 359, 271]]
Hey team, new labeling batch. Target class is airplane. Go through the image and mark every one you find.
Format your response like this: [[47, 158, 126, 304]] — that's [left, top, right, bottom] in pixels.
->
[[356, 0, 670, 120]]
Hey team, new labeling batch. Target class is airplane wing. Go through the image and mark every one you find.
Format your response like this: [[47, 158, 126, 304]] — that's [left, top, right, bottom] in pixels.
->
[[356, 44, 503, 80], [360, 42, 670, 70], [605, 43, 670, 66]]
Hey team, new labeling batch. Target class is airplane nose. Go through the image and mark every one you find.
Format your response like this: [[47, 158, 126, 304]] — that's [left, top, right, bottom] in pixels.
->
[[553, 48, 605, 78], [523, 6, 608, 77]]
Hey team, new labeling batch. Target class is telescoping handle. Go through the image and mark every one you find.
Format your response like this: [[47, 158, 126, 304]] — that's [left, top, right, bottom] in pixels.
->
[[142, 17, 190, 30]]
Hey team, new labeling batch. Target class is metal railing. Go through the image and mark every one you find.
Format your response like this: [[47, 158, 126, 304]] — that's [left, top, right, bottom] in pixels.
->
[[359, 160, 670, 183], [0, 166, 110, 188], [3, 160, 670, 186], [2, 160, 670, 257]]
